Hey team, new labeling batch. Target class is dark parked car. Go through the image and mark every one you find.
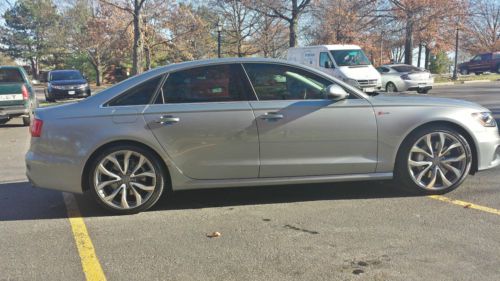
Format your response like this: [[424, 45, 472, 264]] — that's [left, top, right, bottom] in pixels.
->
[[0, 66, 37, 126], [45, 70, 91, 102], [459, 52, 500, 75]]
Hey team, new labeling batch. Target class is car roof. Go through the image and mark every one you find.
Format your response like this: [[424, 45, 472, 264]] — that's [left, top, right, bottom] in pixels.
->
[[49, 69, 82, 73]]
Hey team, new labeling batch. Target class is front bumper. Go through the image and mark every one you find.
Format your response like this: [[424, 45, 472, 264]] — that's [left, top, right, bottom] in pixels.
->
[[48, 88, 90, 99], [476, 128, 500, 171], [0, 105, 29, 119]]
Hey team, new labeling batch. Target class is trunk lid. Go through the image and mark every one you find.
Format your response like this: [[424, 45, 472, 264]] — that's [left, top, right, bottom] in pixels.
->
[[0, 83, 25, 106]]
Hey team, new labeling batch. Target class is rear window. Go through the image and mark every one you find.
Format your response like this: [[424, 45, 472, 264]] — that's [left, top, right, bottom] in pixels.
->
[[392, 65, 423, 73], [0, 69, 24, 83]]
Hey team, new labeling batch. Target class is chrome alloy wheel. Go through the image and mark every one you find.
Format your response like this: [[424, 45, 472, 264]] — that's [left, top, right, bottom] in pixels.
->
[[94, 150, 157, 210], [408, 132, 469, 191]]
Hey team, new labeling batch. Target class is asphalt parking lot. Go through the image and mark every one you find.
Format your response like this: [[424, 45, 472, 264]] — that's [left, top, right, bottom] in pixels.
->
[[1, 82, 500, 281]]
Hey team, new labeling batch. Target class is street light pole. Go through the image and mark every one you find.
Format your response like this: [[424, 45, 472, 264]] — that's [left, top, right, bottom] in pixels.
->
[[217, 22, 222, 58], [452, 27, 459, 80]]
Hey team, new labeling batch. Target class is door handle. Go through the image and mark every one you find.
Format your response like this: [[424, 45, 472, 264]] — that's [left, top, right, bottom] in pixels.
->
[[260, 112, 284, 120], [157, 115, 180, 124]]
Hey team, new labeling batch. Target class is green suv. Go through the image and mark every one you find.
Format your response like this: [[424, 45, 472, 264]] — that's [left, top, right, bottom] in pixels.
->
[[0, 66, 37, 126]]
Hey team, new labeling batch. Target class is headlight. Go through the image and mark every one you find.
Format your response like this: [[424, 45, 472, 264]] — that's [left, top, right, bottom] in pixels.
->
[[80, 83, 89, 88], [472, 112, 496, 127]]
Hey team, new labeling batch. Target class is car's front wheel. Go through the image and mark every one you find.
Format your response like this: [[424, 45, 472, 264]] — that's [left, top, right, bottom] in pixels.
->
[[386, 82, 398, 93], [395, 125, 472, 194], [87, 145, 166, 214]]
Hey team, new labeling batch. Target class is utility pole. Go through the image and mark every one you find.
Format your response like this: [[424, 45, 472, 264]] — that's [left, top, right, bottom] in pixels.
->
[[452, 27, 459, 80], [216, 21, 222, 58], [380, 31, 384, 65]]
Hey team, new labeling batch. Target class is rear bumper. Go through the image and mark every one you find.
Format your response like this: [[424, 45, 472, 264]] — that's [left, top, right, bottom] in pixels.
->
[[0, 105, 28, 119], [402, 80, 433, 92], [25, 150, 83, 193]]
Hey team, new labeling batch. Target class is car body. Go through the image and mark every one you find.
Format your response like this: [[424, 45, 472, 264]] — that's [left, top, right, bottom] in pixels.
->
[[45, 69, 91, 102], [459, 52, 500, 75], [377, 64, 434, 94], [0, 66, 37, 126], [287, 45, 382, 93], [26, 58, 500, 214]]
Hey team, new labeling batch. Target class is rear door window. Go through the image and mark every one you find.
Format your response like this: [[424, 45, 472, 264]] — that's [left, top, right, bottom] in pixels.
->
[[0, 69, 24, 83], [108, 76, 163, 106], [155, 64, 254, 104]]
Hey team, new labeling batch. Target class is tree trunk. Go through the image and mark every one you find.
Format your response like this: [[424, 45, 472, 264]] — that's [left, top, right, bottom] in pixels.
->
[[30, 57, 39, 80], [132, 3, 142, 75], [289, 0, 298, 47], [417, 43, 422, 67], [145, 45, 151, 70], [424, 47, 431, 70], [404, 13, 413, 65]]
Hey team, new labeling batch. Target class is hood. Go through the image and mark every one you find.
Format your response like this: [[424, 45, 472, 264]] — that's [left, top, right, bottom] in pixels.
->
[[49, 79, 87, 86], [338, 65, 381, 80], [369, 95, 486, 111]]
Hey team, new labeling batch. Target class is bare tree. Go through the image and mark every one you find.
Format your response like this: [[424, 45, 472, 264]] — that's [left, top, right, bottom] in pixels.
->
[[463, 0, 500, 53]]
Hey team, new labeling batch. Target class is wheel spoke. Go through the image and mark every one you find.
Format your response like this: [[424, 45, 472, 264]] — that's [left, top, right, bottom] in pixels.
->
[[442, 162, 462, 178], [123, 151, 133, 174], [130, 182, 155, 192], [106, 154, 125, 174], [442, 153, 466, 163], [425, 134, 434, 157], [440, 142, 461, 156], [131, 155, 146, 176], [96, 178, 121, 191], [120, 185, 129, 209], [409, 160, 432, 167], [103, 184, 124, 202], [437, 167, 452, 187], [437, 132, 446, 156], [131, 171, 155, 178], [416, 165, 432, 182], [98, 164, 121, 180], [426, 166, 438, 189], [411, 146, 433, 158], [130, 185, 142, 206]]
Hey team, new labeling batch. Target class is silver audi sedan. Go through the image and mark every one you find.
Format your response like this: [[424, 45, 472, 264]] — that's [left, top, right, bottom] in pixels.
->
[[26, 58, 500, 214], [377, 64, 434, 94]]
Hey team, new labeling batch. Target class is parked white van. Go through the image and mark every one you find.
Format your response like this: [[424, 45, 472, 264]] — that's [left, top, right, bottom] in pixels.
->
[[287, 45, 382, 93]]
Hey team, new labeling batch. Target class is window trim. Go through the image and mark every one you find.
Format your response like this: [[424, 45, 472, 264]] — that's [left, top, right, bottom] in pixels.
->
[[151, 63, 255, 105], [241, 62, 362, 101], [104, 74, 166, 107]]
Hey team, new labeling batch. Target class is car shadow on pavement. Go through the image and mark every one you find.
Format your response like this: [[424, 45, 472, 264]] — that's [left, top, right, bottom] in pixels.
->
[[0, 180, 418, 220]]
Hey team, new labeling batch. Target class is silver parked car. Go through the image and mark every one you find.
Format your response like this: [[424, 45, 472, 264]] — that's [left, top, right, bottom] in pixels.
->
[[26, 58, 500, 214], [377, 64, 434, 94]]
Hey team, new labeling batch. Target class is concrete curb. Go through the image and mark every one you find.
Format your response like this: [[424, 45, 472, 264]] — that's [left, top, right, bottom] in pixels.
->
[[463, 79, 493, 84], [434, 79, 496, 86]]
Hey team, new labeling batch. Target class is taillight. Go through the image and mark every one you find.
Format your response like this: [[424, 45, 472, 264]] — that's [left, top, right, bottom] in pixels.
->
[[400, 74, 411, 80], [30, 118, 43, 137], [22, 85, 29, 100]]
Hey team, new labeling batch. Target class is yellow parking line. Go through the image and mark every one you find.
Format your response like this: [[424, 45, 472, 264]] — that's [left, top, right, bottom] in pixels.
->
[[428, 195, 500, 216], [63, 193, 107, 281]]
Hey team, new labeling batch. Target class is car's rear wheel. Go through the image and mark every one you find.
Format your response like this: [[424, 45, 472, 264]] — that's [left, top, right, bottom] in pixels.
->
[[386, 82, 397, 93], [395, 125, 472, 194], [88, 145, 166, 214], [417, 89, 429, 94]]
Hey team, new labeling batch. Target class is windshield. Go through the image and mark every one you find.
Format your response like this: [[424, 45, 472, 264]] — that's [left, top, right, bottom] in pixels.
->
[[392, 65, 423, 73], [331, 49, 371, 66], [50, 71, 83, 81]]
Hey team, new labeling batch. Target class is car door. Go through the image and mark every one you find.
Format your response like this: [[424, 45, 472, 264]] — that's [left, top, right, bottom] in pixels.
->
[[479, 53, 492, 72], [143, 64, 260, 180], [242, 63, 378, 178], [468, 55, 482, 72]]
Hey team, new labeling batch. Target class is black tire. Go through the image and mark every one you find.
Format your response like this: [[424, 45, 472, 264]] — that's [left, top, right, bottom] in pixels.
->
[[417, 89, 429, 94], [0, 119, 8, 125], [474, 72, 482, 75], [386, 82, 398, 93], [394, 125, 472, 195], [87, 145, 167, 214], [460, 68, 468, 75]]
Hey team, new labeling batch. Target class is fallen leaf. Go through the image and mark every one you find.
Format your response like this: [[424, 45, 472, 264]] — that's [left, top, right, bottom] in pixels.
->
[[464, 204, 472, 209], [207, 231, 221, 238]]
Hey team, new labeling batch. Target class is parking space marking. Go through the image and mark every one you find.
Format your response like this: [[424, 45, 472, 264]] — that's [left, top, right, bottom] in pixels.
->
[[428, 195, 500, 216], [63, 193, 107, 281]]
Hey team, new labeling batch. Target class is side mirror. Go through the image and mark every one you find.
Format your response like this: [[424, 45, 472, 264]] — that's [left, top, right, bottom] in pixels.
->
[[325, 84, 349, 101]]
